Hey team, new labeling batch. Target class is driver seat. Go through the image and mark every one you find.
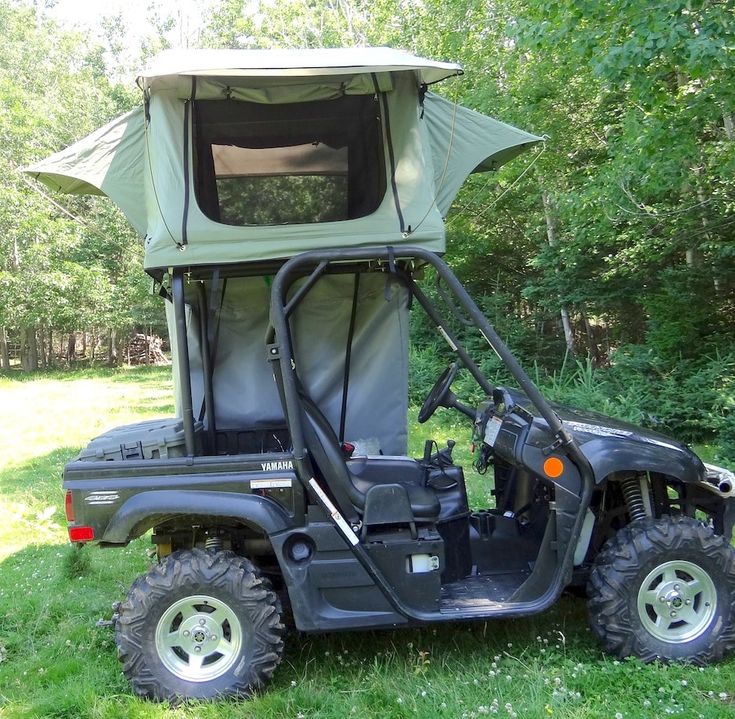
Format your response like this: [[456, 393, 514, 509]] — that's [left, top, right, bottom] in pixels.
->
[[299, 391, 440, 522]]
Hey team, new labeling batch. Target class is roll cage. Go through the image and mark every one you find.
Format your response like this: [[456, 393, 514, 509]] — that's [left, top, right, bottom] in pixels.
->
[[168, 246, 596, 620]]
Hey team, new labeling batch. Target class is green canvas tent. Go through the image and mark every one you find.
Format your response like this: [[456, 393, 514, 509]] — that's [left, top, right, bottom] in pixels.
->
[[26, 47, 541, 271], [25, 48, 542, 455]]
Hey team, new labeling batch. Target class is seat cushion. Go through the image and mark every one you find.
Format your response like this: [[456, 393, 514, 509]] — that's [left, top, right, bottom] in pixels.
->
[[351, 475, 440, 519]]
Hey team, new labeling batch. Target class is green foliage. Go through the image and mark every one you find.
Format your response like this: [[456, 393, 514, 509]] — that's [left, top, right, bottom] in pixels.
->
[[0, 0, 165, 369], [538, 348, 735, 453], [218, 175, 347, 225]]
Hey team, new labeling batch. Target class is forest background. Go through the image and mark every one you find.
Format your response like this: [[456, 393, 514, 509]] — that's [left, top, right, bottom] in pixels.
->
[[1, 0, 734, 458]]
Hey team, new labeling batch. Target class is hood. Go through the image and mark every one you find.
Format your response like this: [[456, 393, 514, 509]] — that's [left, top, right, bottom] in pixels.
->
[[506, 388, 691, 454]]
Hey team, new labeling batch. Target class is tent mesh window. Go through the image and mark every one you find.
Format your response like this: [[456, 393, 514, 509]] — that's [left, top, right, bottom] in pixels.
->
[[193, 94, 386, 226]]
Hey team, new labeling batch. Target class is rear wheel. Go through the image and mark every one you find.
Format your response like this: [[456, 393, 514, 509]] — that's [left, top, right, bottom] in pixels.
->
[[587, 515, 735, 664], [116, 549, 284, 701]]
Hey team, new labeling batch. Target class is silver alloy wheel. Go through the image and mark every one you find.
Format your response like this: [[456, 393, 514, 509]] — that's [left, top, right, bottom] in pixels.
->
[[637, 560, 717, 643], [154, 594, 243, 682]]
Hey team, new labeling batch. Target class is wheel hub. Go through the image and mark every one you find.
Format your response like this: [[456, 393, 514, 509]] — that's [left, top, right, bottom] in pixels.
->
[[155, 594, 243, 682], [637, 560, 717, 643], [179, 615, 218, 650]]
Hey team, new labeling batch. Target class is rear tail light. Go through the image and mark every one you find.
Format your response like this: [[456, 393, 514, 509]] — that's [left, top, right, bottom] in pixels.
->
[[64, 490, 74, 522], [68, 526, 95, 542]]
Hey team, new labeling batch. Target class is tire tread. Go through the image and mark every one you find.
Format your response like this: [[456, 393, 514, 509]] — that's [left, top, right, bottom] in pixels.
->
[[115, 549, 284, 701], [587, 515, 735, 665]]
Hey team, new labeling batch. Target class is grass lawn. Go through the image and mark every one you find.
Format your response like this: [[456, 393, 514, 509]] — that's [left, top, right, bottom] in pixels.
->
[[0, 367, 733, 718]]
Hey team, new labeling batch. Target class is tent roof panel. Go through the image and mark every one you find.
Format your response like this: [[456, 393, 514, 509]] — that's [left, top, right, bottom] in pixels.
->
[[138, 47, 462, 88]]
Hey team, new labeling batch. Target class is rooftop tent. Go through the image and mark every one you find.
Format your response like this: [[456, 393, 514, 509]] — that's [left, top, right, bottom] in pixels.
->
[[24, 49, 542, 456], [25, 47, 542, 271]]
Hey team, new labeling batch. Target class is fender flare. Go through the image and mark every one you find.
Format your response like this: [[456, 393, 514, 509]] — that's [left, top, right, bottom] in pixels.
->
[[581, 438, 705, 485], [100, 490, 294, 544]]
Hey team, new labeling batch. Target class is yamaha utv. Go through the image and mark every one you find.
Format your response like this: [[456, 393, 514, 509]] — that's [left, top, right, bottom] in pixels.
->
[[27, 48, 735, 701]]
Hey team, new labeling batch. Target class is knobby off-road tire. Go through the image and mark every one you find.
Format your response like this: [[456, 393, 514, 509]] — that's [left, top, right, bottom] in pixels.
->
[[588, 515, 735, 664], [115, 549, 284, 701]]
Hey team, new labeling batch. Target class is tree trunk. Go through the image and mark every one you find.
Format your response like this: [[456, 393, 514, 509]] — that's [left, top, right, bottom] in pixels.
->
[[67, 332, 76, 363], [82, 331, 87, 358], [542, 189, 576, 356], [559, 305, 575, 357], [47, 329, 53, 368], [0, 327, 9, 370], [108, 327, 117, 367], [39, 327, 46, 369], [724, 111, 734, 141], [26, 327, 38, 372], [580, 308, 599, 363]]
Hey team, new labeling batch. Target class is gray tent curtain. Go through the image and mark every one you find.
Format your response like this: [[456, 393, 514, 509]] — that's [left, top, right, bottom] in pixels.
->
[[169, 273, 410, 455]]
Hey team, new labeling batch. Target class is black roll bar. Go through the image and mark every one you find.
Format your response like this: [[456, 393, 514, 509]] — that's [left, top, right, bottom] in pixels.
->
[[268, 246, 596, 622], [407, 277, 493, 396]]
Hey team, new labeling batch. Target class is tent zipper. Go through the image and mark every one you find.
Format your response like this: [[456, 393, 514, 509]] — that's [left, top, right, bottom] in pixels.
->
[[181, 76, 197, 246], [372, 74, 405, 235]]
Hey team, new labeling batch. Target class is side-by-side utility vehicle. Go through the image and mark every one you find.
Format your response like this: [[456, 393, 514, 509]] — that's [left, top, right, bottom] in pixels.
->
[[28, 48, 735, 701]]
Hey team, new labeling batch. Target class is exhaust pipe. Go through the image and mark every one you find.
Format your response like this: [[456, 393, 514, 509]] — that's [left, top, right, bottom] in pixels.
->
[[704, 463, 735, 497]]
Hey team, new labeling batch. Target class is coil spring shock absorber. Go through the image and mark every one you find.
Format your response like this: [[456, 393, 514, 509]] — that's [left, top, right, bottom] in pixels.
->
[[204, 534, 223, 553], [620, 475, 647, 522]]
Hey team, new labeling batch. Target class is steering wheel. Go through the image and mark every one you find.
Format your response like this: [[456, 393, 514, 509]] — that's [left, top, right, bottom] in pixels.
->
[[418, 362, 459, 424]]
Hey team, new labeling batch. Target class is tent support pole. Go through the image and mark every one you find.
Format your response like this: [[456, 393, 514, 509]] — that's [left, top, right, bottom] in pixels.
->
[[172, 270, 196, 457]]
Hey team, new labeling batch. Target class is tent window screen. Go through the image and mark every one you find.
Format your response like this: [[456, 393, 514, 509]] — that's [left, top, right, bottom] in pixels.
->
[[193, 95, 386, 226]]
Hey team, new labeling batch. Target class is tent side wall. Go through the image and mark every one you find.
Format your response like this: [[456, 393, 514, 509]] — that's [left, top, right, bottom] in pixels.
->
[[167, 273, 410, 456], [423, 93, 542, 217]]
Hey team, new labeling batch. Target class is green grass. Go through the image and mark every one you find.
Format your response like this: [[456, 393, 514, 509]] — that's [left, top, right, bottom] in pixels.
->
[[1, 367, 734, 718]]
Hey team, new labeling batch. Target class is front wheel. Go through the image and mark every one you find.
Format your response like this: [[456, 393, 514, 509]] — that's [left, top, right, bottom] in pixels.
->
[[115, 549, 284, 701], [587, 515, 735, 664]]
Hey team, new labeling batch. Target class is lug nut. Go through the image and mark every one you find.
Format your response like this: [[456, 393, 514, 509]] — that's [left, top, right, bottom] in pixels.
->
[[199, 618, 206, 626], [674, 584, 680, 591], [685, 599, 691, 605], [211, 635, 217, 641], [183, 630, 190, 637], [670, 611, 677, 617]]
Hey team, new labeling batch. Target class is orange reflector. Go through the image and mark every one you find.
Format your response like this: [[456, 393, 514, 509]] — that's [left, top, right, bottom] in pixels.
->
[[64, 490, 74, 522], [68, 526, 94, 543], [543, 457, 565, 478]]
